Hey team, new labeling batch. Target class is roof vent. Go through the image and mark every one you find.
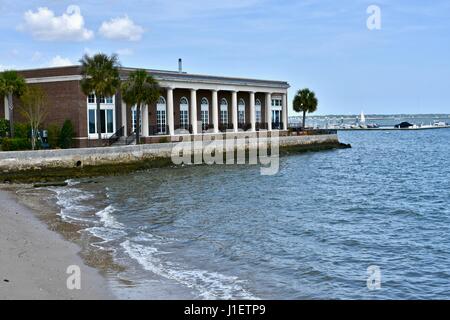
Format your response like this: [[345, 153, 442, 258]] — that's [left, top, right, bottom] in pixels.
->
[[178, 58, 182, 73]]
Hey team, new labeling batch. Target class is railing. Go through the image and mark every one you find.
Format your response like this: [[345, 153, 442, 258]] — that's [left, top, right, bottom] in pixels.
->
[[219, 123, 234, 132], [238, 123, 252, 131], [174, 124, 192, 134], [256, 122, 268, 131], [107, 126, 124, 146], [201, 123, 215, 132], [271, 122, 284, 130], [126, 125, 140, 145], [149, 125, 169, 136]]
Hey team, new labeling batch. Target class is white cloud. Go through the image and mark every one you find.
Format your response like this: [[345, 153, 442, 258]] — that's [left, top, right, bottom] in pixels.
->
[[20, 5, 94, 41], [99, 16, 144, 41], [115, 48, 134, 56], [48, 56, 73, 67]]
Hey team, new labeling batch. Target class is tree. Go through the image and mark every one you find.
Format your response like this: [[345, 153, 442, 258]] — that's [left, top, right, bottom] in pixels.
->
[[293, 88, 318, 129], [59, 120, 75, 149], [18, 86, 49, 150], [0, 70, 27, 138], [80, 53, 121, 142], [121, 69, 160, 144]]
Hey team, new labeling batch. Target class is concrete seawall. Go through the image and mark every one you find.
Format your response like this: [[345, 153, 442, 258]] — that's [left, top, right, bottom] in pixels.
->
[[0, 134, 345, 182]]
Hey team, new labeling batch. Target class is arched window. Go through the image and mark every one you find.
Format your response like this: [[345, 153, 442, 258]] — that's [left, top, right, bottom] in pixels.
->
[[220, 98, 228, 108], [157, 96, 166, 105], [180, 97, 189, 105], [156, 96, 167, 134], [179, 97, 189, 130], [238, 98, 245, 124], [220, 98, 228, 125], [255, 99, 262, 123], [200, 98, 209, 131]]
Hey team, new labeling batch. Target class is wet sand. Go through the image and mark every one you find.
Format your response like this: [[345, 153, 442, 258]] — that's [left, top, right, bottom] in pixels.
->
[[0, 188, 113, 300]]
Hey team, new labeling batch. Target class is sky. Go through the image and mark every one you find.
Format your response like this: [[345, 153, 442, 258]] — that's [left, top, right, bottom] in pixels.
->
[[0, 0, 449, 116]]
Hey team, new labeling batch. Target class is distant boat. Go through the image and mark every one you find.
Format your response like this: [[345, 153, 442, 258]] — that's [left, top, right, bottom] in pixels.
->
[[395, 122, 414, 129], [360, 111, 366, 124]]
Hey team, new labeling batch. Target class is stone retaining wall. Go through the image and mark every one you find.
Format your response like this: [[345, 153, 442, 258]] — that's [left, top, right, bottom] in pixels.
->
[[0, 134, 339, 172]]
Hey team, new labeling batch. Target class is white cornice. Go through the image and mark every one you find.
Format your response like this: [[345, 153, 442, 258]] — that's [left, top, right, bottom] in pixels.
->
[[26, 75, 82, 84]]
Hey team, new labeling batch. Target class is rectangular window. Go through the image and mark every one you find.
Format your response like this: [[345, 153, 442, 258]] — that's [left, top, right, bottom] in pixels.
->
[[88, 94, 95, 104], [157, 110, 166, 134], [201, 110, 209, 130], [107, 109, 114, 133], [220, 110, 228, 124], [106, 96, 113, 104], [99, 96, 106, 104], [180, 110, 189, 130], [238, 110, 245, 124], [256, 110, 261, 123], [88, 109, 96, 134], [100, 110, 106, 134]]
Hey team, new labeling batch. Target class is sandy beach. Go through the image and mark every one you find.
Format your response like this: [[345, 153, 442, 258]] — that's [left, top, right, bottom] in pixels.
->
[[0, 188, 113, 300]]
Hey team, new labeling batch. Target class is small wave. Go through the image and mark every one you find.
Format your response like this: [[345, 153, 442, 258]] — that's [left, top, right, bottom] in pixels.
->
[[50, 187, 95, 222], [121, 240, 258, 300], [95, 205, 125, 229]]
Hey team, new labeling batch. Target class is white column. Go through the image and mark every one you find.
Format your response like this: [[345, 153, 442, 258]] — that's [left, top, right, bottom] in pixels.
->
[[4, 96, 9, 120], [266, 92, 272, 131], [121, 100, 127, 135], [190, 89, 198, 135], [167, 87, 174, 136], [249, 92, 256, 132], [142, 104, 149, 137], [212, 90, 219, 133], [282, 93, 288, 130], [232, 91, 238, 132]]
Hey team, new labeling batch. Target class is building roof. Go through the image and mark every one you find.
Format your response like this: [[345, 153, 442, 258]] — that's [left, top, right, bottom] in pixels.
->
[[17, 65, 290, 89]]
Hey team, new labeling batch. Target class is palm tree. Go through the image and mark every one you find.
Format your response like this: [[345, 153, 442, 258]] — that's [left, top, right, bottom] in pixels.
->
[[293, 88, 318, 129], [80, 53, 121, 141], [121, 69, 160, 144], [0, 70, 27, 138]]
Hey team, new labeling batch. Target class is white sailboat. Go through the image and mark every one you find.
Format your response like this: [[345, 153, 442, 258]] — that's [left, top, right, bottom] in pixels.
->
[[359, 111, 367, 128], [360, 111, 366, 124]]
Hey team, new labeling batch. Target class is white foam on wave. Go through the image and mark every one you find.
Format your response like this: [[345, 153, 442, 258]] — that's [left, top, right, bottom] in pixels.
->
[[86, 205, 127, 245], [121, 240, 258, 300], [50, 187, 95, 222], [95, 205, 125, 229]]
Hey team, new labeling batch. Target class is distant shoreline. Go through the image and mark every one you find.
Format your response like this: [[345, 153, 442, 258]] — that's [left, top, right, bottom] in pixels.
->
[[337, 126, 450, 131]]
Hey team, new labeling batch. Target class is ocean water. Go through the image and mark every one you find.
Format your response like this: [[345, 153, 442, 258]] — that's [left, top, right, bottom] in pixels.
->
[[49, 128, 450, 299]]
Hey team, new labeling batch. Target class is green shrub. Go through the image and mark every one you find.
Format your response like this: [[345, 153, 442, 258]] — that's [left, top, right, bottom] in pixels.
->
[[1, 138, 31, 151], [59, 120, 75, 149], [14, 123, 31, 139], [0, 119, 10, 137], [47, 124, 61, 149]]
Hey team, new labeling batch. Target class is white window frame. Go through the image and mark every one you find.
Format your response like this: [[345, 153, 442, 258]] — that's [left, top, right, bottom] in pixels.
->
[[156, 96, 167, 134], [255, 99, 262, 123], [179, 96, 189, 129], [200, 97, 209, 130], [238, 98, 245, 124], [87, 94, 116, 139], [220, 98, 228, 125], [131, 105, 142, 134]]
